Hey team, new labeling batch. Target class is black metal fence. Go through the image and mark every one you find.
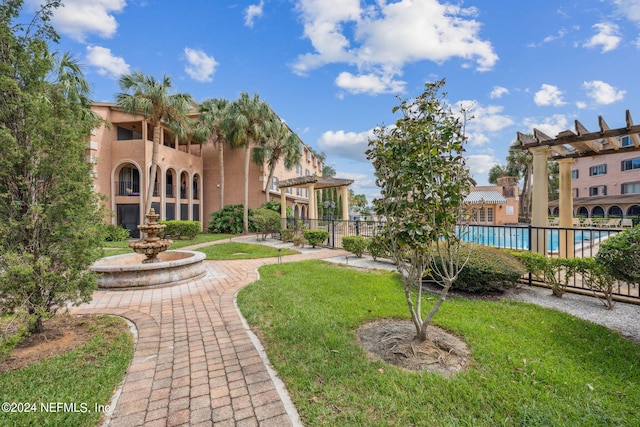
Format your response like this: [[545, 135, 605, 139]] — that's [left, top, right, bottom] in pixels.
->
[[284, 218, 639, 302]]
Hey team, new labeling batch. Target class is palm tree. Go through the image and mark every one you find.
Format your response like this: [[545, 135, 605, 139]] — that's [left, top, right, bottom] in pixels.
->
[[223, 92, 273, 232], [116, 72, 193, 216], [506, 141, 533, 220], [253, 117, 302, 202], [194, 98, 231, 210]]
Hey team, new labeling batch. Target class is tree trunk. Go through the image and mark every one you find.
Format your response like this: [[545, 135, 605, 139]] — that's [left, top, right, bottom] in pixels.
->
[[265, 165, 275, 203], [243, 141, 251, 233], [145, 124, 161, 217], [218, 140, 225, 210]]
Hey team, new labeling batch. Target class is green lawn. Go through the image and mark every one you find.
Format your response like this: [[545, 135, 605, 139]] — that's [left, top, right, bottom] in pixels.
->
[[101, 233, 233, 257], [237, 260, 640, 427], [196, 242, 298, 260], [0, 315, 133, 427]]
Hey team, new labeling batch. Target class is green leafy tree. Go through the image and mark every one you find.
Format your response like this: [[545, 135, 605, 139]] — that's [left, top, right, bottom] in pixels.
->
[[488, 164, 508, 185], [253, 116, 302, 202], [506, 140, 532, 219], [366, 80, 473, 342], [224, 92, 273, 233], [194, 97, 231, 210], [116, 71, 193, 215], [348, 189, 368, 208], [0, 0, 104, 333]]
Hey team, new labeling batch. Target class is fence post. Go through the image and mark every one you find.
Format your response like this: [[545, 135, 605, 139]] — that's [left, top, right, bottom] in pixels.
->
[[528, 225, 532, 287]]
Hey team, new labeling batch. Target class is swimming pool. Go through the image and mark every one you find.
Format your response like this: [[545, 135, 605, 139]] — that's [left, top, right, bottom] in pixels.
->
[[460, 225, 614, 252]]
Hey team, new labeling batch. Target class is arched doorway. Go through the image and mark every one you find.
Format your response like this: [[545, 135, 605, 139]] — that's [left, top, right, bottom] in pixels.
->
[[577, 206, 588, 217]]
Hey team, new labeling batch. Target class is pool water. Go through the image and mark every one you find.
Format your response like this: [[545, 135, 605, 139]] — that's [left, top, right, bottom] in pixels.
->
[[460, 226, 611, 252]]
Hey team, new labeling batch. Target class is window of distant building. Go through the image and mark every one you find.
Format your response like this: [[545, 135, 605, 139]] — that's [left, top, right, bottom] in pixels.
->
[[572, 188, 579, 198], [296, 164, 302, 175], [487, 207, 494, 223], [271, 177, 278, 191], [621, 135, 633, 147], [589, 164, 607, 176], [621, 157, 640, 171], [622, 181, 640, 195], [571, 169, 579, 180], [117, 126, 141, 141], [589, 185, 607, 196]]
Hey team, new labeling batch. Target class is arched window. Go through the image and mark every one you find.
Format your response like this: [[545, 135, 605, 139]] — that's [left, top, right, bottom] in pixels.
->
[[118, 165, 140, 196], [591, 206, 605, 218], [577, 206, 588, 217], [166, 169, 175, 198], [192, 174, 200, 200], [628, 205, 640, 218], [608, 206, 623, 217]]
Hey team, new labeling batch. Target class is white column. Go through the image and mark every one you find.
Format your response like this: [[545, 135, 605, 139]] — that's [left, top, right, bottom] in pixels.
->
[[558, 158, 575, 258], [280, 187, 287, 229], [530, 146, 550, 254]]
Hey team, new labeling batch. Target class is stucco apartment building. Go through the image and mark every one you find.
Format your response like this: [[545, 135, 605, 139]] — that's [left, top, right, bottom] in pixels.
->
[[89, 103, 323, 237], [548, 134, 640, 219]]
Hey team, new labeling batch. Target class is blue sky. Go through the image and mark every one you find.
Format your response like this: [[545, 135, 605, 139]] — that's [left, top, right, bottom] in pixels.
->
[[31, 0, 640, 204]]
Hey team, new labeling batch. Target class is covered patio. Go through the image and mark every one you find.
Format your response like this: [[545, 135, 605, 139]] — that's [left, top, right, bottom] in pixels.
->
[[276, 175, 354, 229], [516, 109, 640, 257]]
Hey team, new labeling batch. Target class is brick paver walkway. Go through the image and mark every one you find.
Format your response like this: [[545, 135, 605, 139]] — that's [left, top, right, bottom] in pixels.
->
[[73, 245, 348, 426]]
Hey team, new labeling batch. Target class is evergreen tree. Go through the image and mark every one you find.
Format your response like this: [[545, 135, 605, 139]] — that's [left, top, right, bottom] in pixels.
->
[[0, 0, 103, 333]]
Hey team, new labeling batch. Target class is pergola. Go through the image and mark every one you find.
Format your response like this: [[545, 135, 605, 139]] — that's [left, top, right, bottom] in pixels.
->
[[276, 175, 354, 228], [516, 109, 640, 256]]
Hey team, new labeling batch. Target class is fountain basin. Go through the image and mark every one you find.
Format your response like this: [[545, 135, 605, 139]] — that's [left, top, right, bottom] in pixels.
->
[[91, 250, 206, 289]]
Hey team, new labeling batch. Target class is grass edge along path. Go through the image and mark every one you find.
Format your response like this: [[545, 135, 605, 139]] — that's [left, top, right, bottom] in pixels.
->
[[0, 315, 133, 427], [196, 242, 298, 260], [237, 260, 640, 427]]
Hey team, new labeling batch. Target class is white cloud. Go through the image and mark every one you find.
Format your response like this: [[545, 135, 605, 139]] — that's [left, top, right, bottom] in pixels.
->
[[335, 71, 405, 95], [183, 48, 218, 83], [293, 0, 498, 95], [317, 129, 374, 162], [465, 154, 500, 178], [489, 86, 509, 99], [523, 114, 569, 138], [455, 102, 514, 147], [244, 0, 265, 27], [612, 0, 640, 24], [583, 22, 621, 52], [534, 84, 565, 106], [582, 80, 625, 105], [85, 45, 130, 78], [35, 0, 126, 42]]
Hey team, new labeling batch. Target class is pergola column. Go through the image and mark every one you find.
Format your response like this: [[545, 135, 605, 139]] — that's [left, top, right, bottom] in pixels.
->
[[340, 186, 349, 220], [530, 146, 550, 254], [558, 158, 575, 258], [307, 183, 316, 229], [280, 187, 287, 229]]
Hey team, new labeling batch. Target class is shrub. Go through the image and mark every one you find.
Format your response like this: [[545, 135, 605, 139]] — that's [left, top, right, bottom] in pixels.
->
[[368, 233, 392, 260], [208, 205, 245, 234], [102, 224, 130, 241], [596, 225, 640, 285], [159, 220, 201, 240], [576, 258, 617, 310], [250, 208, 281, 241], [303, 229, 329, 248], [281, 229, 295, 243], [429, 245, 525, 293], [507, 250, 580, 297], [292, 234, 306, 247], [342, 236, 369, 257]]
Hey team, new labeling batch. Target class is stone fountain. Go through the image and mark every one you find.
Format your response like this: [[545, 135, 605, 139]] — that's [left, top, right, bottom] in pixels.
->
[[129, 208, 172, 263], [90, 208, 207, 289]]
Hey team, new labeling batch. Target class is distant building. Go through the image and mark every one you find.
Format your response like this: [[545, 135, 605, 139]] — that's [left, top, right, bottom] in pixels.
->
[[548, 135, 640, 219], [89, 103, 324, 237], [465, 176, 520, 225]]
